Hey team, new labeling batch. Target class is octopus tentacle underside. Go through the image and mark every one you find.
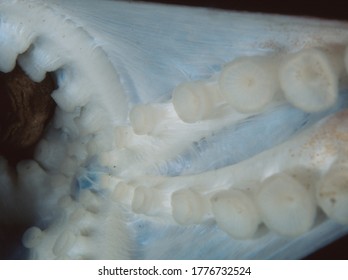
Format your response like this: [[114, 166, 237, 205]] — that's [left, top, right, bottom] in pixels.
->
[[0, 0, 348, 259]]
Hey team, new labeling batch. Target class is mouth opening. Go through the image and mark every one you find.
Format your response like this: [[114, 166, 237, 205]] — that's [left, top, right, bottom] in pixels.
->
[[0, 64, 57, 167], [0, 0, 132, 260]]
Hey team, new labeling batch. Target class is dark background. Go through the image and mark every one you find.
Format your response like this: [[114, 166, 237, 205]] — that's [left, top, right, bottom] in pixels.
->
[[136, 0, 348, 260], [136, 0, 348, 20]]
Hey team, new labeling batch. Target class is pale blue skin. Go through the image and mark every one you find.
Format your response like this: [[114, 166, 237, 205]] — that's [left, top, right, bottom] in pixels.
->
[[60, 0, 348, 259], [161, 97, 348, 176], [1, 0, 348, 259]]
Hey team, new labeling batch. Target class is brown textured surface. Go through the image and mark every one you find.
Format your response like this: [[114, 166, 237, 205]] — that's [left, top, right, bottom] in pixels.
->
[[0, 65, 56, 166]]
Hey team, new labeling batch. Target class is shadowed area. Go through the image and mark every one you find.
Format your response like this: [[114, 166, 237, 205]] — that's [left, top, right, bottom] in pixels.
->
[[0, 64, 56, 166], [143, 0, 348, 20], [0, 65, 56, 259], [0, 225, 29, 260]]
